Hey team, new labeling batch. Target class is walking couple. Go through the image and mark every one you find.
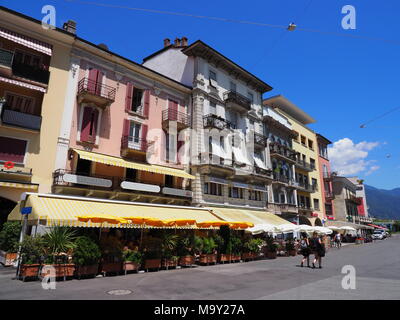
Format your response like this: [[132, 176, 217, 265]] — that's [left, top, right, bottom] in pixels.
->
[[299, 232, 326, 269]]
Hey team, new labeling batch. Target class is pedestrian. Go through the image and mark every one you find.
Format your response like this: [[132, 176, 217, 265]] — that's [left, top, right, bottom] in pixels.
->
[[299, 233, 310, 267], [310, 232, 325, 269], [334, 232, 342, 248]]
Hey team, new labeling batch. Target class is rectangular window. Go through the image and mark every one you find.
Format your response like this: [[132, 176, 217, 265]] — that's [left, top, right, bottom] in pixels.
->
[[300, 135, 306, 146], [129, 122, 141, 143], [209, 70, 217, 88], [209, 101, 216, 114], [5, 92, 35, 114], [204, 182, 222, 196], [308, 139, 314, 150], [249, 190, 262, 201], [131, 88, 144, 113], [312, 178, 318, 189], [0, 136, 27, 164], [229, 187, 244, 199], [14, 50, 42, 68], [310, 158, 316, 169], [313, 199, 320, 210]]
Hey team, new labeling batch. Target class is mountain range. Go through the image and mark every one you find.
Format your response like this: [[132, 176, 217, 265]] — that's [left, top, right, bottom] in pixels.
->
[[364, 184, 400, 220]]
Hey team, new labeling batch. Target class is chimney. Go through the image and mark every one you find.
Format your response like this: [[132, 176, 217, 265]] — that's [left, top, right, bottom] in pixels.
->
[[174, 37, 181, 47], [181, 37, 188, 47], [63, 20, 77, 34], [163, 38, 171, 47]]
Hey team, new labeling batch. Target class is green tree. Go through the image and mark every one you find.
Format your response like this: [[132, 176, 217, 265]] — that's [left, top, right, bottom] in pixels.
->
[[0, 221, 21, 252]]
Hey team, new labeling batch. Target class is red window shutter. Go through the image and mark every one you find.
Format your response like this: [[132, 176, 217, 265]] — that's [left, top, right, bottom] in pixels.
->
[[95, 70, 104, 96], [0, 136, 27, 163], [88, 68, 98, 94], [80, 107, 93, 142], [90, 108, 99, 141], [168, 100, 178, 121], [121, 119, 131, 149], [143, 90, 150, 118], [141, 124, 148, 151], [125, 83, 133, 112]]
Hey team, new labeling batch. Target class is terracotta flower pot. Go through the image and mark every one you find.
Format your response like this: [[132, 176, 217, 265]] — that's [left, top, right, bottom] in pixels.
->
[[231, 254, 241, 262], [41, 264, 76, 280], [267, 251, 277, 259], [218, 254, 231, 263], [0, 251, 18, 267], [178, 255, 195, 267], [207, 254, 217, 265], [124, 261, 140, 272], [199, 254, 208, 265], [19, 264, 40, 281], [144, 258, 161, 271], [161, 258, 177, 269], [75, 264, 99, 278], [241, 252, 256, 261]]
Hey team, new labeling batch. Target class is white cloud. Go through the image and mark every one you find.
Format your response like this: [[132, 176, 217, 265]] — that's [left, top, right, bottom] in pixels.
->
[[328, 138, 380, 176]]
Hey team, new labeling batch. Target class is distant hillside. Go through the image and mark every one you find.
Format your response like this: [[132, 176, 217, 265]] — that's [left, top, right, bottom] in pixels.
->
[[365, 185, 400, 219]]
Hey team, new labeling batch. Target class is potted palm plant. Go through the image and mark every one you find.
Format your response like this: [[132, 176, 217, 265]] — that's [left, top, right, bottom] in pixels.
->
[[122, 248, 142, 274], [41, 227, 77, 280], [0, 221, 21, 267], [285, 239, 297, 256], [160, 232, 179, 270], [99, 236, 123, 276], [242, 238, 263, 261], [177, 236, 195, 267], [230, 236, 242, 262], [73, 236, 101, 279], [18, 235, 44, 281], [265, 236, 278, 259], [199, 237, 217, 265]]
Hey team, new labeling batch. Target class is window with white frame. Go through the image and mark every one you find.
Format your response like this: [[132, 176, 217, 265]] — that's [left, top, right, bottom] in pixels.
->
[[209, 70, 217, 88], [129, 122, 141, 144], [131, 88, 144, 113]]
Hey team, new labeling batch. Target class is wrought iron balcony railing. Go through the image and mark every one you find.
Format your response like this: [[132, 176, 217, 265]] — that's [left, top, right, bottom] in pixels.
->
[[203, 114, 236, 130], [162, 109, 191, 127], [77, 77, 116, 101], [254, 132, 268, 147], [269, 142, 297, 162], [223, 90, 252, 111]]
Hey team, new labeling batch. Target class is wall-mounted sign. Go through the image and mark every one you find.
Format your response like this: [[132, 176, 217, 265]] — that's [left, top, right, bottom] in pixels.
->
[[21, 207, 32, 215], [162, 187, 192, 198], [121, 181, 160, 193], [63, 173, 112, 188]]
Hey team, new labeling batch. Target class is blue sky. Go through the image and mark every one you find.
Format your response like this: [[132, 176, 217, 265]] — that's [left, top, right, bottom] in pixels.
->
[[3, 0, 399, 190]]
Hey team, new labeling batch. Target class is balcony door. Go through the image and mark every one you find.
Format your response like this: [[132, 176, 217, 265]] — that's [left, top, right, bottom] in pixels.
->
[[88, 68, 103, 95], [168, 99, 178, 121], [129, 122, 142, 147]]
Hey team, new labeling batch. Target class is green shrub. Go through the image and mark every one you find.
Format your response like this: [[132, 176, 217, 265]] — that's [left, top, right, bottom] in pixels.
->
[[285, 239, 295, 251], [230, 236, 242, 254], [20, 236, 44, 265], [73, 236, 101, 266], [202, 237, 217, 254], [43, 227, 77, 257], [243, 238, 263, 253], [0, 221, 21, 252], [123, 249, 142, 264], [100, 236, 123, 262], [265, 236, 278, 252]]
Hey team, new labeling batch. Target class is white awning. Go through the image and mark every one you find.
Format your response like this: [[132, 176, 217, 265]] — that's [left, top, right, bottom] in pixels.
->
[[232, 146, 252, 165], [0, 76, 46, 92], [211, 139, 226, 158], [254, 156, 268, 170], [0, 26, 52, 56]]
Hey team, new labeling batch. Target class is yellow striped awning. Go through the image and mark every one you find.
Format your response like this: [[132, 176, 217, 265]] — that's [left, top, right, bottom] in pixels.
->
[[0, 182, 38, 190], [7, 195, 222, 229], [73, 149, 194, 180], [208, 207, 289, 226]]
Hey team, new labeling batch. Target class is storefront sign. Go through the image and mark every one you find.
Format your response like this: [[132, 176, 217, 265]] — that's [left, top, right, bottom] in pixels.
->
[[162, 187, 193, 198], [121, 181, 160, 193], [63, 173, 112, 188]]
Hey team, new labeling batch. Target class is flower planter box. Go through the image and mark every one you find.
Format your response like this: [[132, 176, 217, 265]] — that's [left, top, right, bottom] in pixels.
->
[[0, 251, 18, 267], [19, 264, 40, 281], [231, 254, 241, 262], [178, 255, 195, 267], [41, 264, 76, 280], [75, 264, 99, 279], [218, 254, 231, 264], [288, 249, 297, 256], [199, 254, 217, 265], [161, 259, 177, 269], [266, 251, 277, 259], [241, 252, 257, 261], [123, 261, 140, 274], [144, 259, 161, 271], [101, 262, 122, 275]]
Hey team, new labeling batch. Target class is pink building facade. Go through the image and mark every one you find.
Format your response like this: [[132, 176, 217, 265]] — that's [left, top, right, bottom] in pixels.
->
[[53, 43, 193, 205], [316, 134, 336, 221]]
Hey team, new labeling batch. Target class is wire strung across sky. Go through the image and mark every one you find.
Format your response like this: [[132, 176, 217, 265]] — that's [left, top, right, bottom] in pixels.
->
[[63, 0, 400, 46]]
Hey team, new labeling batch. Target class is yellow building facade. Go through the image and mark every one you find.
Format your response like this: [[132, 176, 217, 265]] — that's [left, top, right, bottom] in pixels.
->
[[264, 95, 324, 226]]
